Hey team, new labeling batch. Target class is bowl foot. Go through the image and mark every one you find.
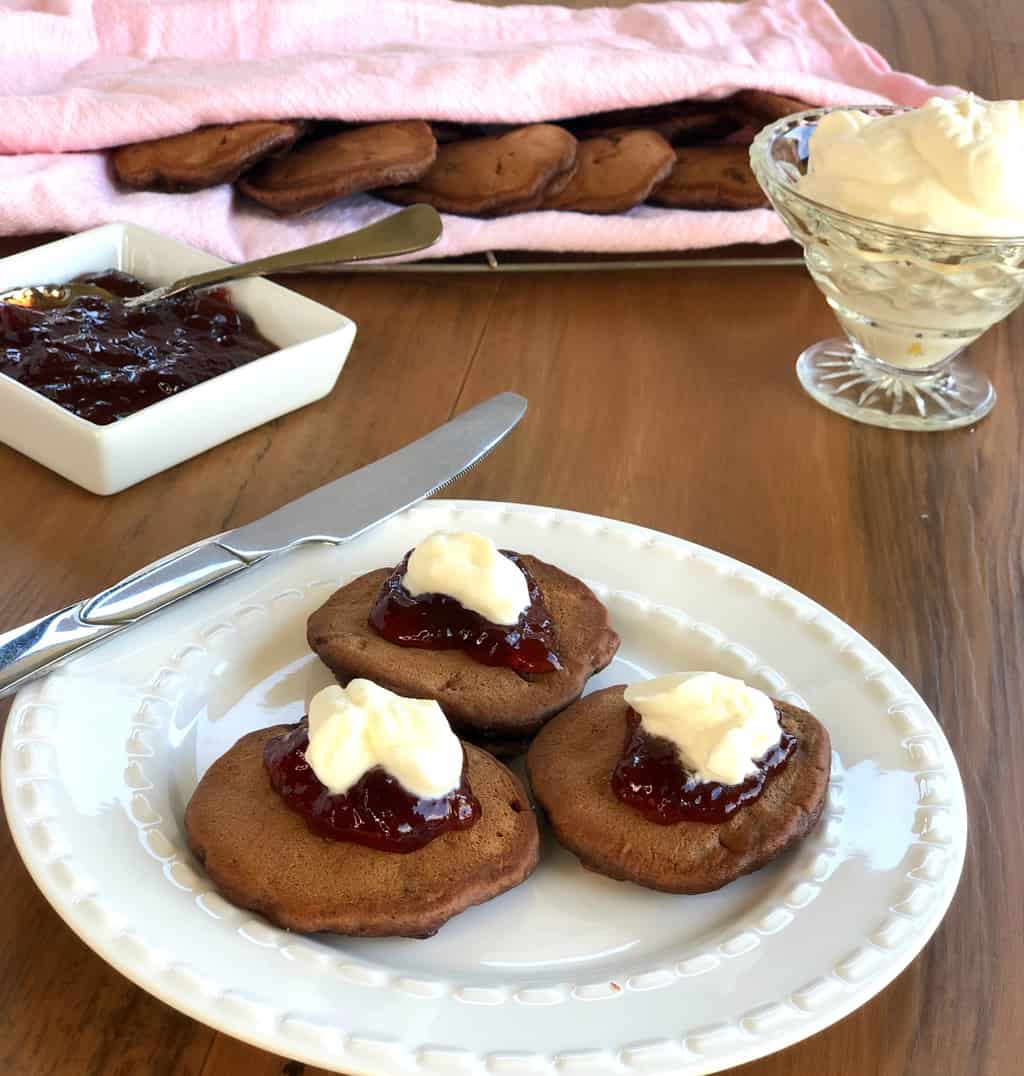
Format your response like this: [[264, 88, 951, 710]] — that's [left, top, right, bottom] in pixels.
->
[[796, 339, 996, 432]]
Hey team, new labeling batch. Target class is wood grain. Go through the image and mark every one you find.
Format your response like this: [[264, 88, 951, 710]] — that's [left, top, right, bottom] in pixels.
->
[[1, 1, 1022, 1074]]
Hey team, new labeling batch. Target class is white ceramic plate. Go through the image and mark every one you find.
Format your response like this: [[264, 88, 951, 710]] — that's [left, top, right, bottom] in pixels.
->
[[2, 501, 966, 1075]]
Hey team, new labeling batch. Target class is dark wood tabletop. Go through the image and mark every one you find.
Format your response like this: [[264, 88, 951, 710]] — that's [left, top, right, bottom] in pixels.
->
[[1, 1, 1021, 1074]]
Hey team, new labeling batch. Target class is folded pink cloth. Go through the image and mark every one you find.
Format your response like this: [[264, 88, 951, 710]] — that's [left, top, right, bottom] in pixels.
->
[[0, 0, 955, 261]]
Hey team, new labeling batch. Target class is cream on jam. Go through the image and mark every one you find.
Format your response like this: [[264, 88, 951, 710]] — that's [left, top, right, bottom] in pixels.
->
[[612, 710, 796, 824], [263, 682, 480, 853], [263, 722, 480, 853], [612, 673, 796, 824], [368, 544, 560, 674], [403, 532, 529, 625]]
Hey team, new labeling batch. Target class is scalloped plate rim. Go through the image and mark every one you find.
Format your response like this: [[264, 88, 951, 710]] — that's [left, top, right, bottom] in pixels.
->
[[1, 499, 967, 1076]]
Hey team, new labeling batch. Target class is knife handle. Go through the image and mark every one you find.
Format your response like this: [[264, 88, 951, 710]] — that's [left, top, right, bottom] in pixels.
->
[[0, 544, 253, 700], [0, 605, 124, 700], [80, 543, 250, 624]]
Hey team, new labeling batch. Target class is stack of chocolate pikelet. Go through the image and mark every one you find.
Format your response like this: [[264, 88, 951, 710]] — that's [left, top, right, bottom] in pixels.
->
[[111, 89, 808, 217]]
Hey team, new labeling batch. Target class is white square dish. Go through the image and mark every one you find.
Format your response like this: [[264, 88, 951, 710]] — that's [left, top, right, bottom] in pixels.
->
[[0, 223, 356, 495]]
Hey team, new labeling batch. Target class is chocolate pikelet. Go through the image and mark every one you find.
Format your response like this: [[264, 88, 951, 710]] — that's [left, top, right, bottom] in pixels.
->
[[307, 555, 620, 755], [185, 729, 539, 937], [729, 88, 812, 126], [526, 687, 831, 893], [430, 121, 488, 144], [564, 99, 744, 146], [237, 120, 437, 215], [648, 145, 769, 210], [536, 158, 579, 201], [377, 125, 578, 217], [542, 130, 675, 214], [112, 120, 307, 193]]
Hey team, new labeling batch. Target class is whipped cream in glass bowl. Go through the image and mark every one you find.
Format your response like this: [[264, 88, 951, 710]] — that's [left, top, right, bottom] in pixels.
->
[[750, 95, 1024, 431]]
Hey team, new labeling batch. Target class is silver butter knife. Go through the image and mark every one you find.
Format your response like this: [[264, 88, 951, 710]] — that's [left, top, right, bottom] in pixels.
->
[[0, 392, 527, 700]]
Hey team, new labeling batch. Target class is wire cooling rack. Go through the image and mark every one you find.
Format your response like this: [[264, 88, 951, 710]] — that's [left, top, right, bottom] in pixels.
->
[[336, 245, 804, 272]]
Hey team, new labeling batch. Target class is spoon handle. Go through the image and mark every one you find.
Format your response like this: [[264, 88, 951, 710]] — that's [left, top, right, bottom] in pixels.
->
[[138, 204, 442, 303]]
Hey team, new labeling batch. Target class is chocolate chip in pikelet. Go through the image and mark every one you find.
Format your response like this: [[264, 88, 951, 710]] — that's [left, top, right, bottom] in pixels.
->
[[237, 120, 437, 215], [648, 145, 769, 210], [526, 687, 831, 894], [376, 124, 578, 217], [185, 729, 539, 937], [307, 554, 619, 755], [563, 99, 744, 146], [542, 130, 675, 214], [112, 120, 308, 193]]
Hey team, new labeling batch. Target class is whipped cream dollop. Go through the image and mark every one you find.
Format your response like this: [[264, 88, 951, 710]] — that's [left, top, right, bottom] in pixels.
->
[[305, 680, 463, 799], [796, 94, 1024, 236], [623, 672, 782, 786], [403, 531, 529, 625]]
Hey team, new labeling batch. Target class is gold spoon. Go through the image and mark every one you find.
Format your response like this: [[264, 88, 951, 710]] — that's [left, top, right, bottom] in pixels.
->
[[1, 204, 443, 311]]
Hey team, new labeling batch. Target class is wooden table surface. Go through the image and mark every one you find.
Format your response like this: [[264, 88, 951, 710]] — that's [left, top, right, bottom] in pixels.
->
[[1, 1, 1022, 1074]]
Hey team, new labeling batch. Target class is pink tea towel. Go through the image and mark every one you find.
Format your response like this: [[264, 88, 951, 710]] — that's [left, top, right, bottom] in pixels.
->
[[0, 0, 956, 261]]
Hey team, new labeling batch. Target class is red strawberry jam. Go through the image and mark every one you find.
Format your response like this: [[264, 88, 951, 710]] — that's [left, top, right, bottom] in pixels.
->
[[0, 269, 275, 425]]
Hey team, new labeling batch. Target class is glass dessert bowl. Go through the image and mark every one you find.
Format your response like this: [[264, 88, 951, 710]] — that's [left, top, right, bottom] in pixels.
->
[[750, 105, 1024, 431]]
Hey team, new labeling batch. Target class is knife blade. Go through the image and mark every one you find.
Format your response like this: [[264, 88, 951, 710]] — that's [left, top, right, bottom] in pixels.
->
[[0, 392, 527, 699]]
